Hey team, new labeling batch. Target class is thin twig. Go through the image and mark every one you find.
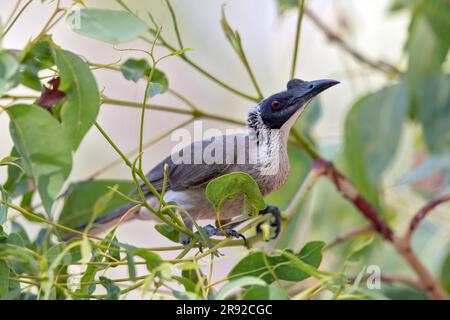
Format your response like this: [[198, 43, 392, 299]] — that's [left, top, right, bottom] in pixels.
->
[[304, 8, 402, 76], [313, 159, 394, 240], [1, 0, 33, 37], [290, 0, 306, 78], [4, 0, 23, 27], [403, 194, 450, 243], [165, 0, 184, 50], [312, 159, 448, 300], [142, 30, 261, 102]]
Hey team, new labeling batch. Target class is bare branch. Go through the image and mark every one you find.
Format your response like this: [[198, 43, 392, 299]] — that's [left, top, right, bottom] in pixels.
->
[[313, 159, 394, 240], [312, 159, 448, 299], [404, 193, 450, 243]]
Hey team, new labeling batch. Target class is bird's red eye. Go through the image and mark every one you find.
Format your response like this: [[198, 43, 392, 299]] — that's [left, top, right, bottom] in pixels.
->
[[271, 101, 282, 110]]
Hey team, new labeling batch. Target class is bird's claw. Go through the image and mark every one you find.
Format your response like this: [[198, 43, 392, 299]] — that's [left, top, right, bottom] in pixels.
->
[[203, 224, 247, 245], [256, 205, 281, 240]]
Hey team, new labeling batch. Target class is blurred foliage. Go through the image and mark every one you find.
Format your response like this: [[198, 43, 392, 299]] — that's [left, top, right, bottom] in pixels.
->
[[0, 0, 449, 300]]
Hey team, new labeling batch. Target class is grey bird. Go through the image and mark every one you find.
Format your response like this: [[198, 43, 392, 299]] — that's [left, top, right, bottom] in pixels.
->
[[65, 78, 339, 244]]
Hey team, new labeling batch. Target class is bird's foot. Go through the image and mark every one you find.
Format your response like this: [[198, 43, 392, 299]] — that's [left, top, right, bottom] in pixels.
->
[[203, 224, 247, 245], [256, 205, 281, 240], [179, 234, 193, 246]]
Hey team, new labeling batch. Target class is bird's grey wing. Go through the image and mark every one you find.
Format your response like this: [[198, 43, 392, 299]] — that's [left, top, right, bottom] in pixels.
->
[[139, 136, 241, 193]]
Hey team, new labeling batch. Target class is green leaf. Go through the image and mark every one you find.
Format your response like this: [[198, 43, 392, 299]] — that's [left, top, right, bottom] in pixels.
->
[[215, 276, 266, 300], [206, 172, 266, 216], [174, 276, 198, 293], [149, 68, 168, 92], [121, 58, 169, 94], [417, 74, 450, 153], [107, 237, 121, 263], [53, 48, 100, 150], [440, 247, 450, 294], [0, 261, 9, 297], [58, 180, 135, 230], [0, 156, 20, 167], [45, 242, 81, 266], [7, 104, 73, 216], [124, 244, 137, 281], [242, 284, 288, 300], [172, 290, 200, 300], [405, 1, 450, 117], [229, 241, 325, 283], [75, 230, 117, 297], [277, 0, 298, 13], [344, 84, 408, 204], [147, 82, 164, 97], [121, 58, 149, 82], [1, 234, 40, 275], [0, 50, 20, 96], [220, 7, 242, 57], [67, 9, 148, 44], [3, 147, 31, 199], [11, 221, 30, 246], [154, 224, 179, 243], [389, 0, 422, 12], [0, 226, 7, 242], [19, 39, 54, 91], [99, 276, 121, 300]]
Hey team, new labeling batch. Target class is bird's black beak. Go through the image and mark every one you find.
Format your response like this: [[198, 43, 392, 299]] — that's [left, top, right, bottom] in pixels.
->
[[290, 79, 340, 106], [308, 79, 340, 97]]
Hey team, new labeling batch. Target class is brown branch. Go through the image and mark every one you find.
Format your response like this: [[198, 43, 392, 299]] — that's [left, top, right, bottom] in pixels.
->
[[312, 159, 448, 300], [394, 237, 448, 300], [326, 225, 374, 249], [404, 194, 450, 243], [313, 159, 394, 240], [304, 8, 402, 76]]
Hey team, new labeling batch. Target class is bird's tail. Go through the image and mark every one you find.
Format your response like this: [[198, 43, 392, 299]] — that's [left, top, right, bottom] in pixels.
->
[[61, 202, 139, 241]]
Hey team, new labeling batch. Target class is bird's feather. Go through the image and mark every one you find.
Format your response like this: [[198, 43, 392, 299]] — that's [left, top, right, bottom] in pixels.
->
[[138, 135, 251, 193]]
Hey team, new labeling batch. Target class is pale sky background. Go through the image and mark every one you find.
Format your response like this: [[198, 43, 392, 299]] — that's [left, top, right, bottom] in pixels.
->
[[0, 0, 411, 298]]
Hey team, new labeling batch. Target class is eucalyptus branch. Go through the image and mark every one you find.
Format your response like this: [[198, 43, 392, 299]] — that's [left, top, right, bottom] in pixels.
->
[[101, 96, 244, 126], [220, 6, 264, 99], [1, 0, 33, 38], [1, 201, 102, 240], [88, 117, 193, 180], [311, 159, 448, 300], [165, 0, 184, 50], [403, 193, 450, 244], [4, 0, 23, 27], [138, 30, 161, 170]]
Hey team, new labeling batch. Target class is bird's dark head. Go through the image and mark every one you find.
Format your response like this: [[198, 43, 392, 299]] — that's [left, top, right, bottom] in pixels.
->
[[255, 78, 339, 130]]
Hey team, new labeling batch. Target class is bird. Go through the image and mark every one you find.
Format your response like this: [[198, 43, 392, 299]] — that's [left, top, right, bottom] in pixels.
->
[[63, 78, 339, 244]]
